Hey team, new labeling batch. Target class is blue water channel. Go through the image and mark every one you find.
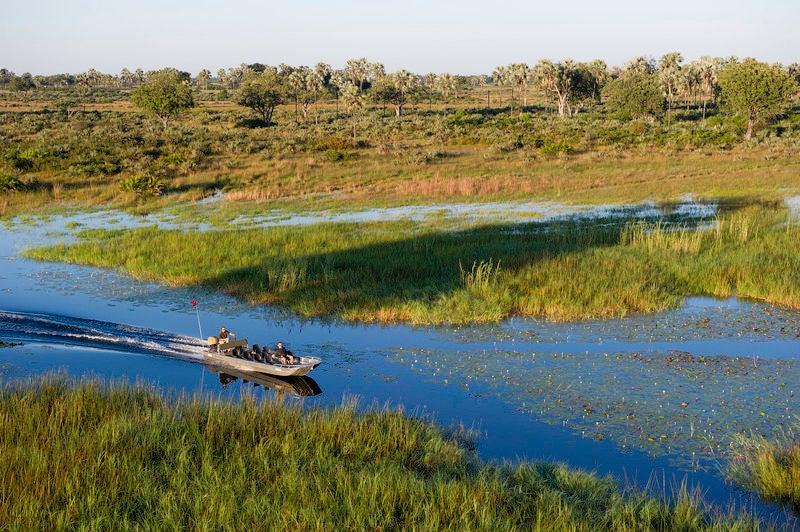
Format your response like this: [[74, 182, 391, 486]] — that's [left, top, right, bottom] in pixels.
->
[[1, 207, 798, 526]]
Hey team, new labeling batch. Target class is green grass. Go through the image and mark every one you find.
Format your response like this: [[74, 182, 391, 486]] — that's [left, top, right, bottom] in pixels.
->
[[727, 425, 800, 514], [23, 203, 800, 325], [0, 376, 759, 530]]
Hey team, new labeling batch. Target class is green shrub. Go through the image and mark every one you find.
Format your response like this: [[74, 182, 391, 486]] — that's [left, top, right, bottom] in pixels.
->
[[324, 149, 357, 162], [540, 141, 573, 156], [0, 173, 25, 192], [118, 174, 164, 196]]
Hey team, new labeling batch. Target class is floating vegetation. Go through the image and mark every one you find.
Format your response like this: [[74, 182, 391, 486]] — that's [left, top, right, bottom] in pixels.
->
[[0, 342, 22, 348], [391, 298, 800, 471], [392, 346, 799, 471]]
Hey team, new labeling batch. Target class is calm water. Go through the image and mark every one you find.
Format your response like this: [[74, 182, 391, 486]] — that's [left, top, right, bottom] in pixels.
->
[[1, 210, 798, 526]]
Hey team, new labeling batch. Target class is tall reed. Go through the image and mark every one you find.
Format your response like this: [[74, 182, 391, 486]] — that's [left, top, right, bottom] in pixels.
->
[[727, 425, 800, 514], [0, 376, 759, 530], [23, 205, 800, 324]]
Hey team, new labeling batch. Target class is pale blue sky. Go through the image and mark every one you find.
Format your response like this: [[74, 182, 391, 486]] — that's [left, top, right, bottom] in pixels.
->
[[4, 0, 798, 75]]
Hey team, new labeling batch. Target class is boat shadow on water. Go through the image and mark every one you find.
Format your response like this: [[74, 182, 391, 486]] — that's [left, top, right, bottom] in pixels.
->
[[205, 365, 322, 397]]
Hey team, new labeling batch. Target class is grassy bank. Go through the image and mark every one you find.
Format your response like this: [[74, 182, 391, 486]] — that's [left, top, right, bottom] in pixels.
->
[[727, 427, 800, 514], [24, 203, 800, 325], [0, 377, 757, 530]]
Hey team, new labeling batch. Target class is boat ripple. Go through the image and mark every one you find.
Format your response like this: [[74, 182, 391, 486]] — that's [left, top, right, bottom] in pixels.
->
[[0, 310, 206, 360]]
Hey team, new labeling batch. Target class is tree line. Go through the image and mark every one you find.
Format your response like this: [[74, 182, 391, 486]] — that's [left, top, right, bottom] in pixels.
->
[[2, 53, 798, 140]]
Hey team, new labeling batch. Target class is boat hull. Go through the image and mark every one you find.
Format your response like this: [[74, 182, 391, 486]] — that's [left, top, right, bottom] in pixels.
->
[[203, 350, 321, 377]]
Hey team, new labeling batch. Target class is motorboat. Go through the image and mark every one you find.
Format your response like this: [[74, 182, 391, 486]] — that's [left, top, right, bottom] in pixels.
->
[[203, 336, 321, 377]]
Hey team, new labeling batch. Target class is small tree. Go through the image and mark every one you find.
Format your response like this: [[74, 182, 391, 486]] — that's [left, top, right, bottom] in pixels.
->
[[236, 70, 286, 126], [603, 72, 665, 122], [534, 59, 593, 117], [9, 73, 36, 93], [131, 70, 194, 128], [718, 58, 798, 139], [341, 84, 363, 138], [375, 70, 419, 117]]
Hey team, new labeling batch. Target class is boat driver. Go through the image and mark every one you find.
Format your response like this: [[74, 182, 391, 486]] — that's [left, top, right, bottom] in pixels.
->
[[218, 326, 232, 349]]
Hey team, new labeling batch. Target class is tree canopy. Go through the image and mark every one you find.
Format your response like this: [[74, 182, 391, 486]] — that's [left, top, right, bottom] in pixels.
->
[[236, 70, 287, 126], [131, 70, 194, 128], [603, 72, 665, 122], [717, 58, 798, 139]]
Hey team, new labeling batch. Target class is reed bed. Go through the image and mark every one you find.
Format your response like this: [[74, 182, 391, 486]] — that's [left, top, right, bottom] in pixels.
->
[[727, 426, 800, 514], [0, 376, 757, 530], [24, 204, 800, 325]]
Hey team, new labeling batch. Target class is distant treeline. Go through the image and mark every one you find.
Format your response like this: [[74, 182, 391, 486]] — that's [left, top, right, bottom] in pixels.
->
[[2, 54, 798, 137]]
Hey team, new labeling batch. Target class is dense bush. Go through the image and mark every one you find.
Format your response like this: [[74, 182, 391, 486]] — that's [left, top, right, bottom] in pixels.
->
[[118, 174, 164, 196], [0, 172, 25, 192]]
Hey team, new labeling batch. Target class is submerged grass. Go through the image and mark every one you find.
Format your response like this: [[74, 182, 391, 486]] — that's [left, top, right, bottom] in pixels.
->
[[24, 203, 800, 325], [0, 376, 758, 530], [727, 425, 800, 514]]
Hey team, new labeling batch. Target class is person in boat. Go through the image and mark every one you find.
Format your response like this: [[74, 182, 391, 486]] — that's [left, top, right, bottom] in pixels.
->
[[218, 326, 232, 344], [274, 342, 295, 364]]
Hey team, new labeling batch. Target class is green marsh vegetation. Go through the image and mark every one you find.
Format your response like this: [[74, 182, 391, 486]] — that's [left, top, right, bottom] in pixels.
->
[[24, 201, 800, 325], [0, 376, 759, 530], [727, 426, 800, 514]]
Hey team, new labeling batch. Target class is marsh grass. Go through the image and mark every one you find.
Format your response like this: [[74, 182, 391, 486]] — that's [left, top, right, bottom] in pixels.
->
[[727, 426, 800, 514], [24, 203, 800, 325], [0, 376, 757, 529]]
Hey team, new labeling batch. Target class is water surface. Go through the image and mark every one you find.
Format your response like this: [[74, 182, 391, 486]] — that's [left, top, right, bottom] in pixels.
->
[[1, 206, 798, 525]]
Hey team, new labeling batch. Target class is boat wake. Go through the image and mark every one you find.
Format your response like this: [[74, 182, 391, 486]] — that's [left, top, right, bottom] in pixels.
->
[[0, 310, 206, 361]]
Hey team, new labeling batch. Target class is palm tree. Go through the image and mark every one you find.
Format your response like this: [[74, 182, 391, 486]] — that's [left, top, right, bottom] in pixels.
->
[[679, 62, 700, 111], [0, 69, 12, 90], [586, 59, 608, 103], [341, 83, 363, 138], [287, 68, 307, 121], [534, 59, 575, 117], [196, 69, 211, 90], [345, 58, 370, 91], [697, 56, 718, 120], [435, 72, 456, 103], [658, 52, 683, 126], [328, 71, 348, 118], [508, 63, 531, 108], [492, 65, 509, 107], [306, 69, 325, 124], [388, 69, 418, 116], [623, 56, 656, 76], [120, 68, 134, 88], [314, 62, 332, 86]]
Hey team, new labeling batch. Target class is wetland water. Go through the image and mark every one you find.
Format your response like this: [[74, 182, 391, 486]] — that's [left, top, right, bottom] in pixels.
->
[[1, 204, 799, 525]]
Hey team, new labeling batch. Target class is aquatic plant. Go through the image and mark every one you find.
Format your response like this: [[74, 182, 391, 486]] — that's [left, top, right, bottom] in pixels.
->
[[0, 376, 759, 529], [727, 425, 800, 514], [24, 204, 800, 325]]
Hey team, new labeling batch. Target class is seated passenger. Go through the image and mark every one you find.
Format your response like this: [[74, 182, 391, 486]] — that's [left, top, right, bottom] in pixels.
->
[[274, 342, 296, 364]]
